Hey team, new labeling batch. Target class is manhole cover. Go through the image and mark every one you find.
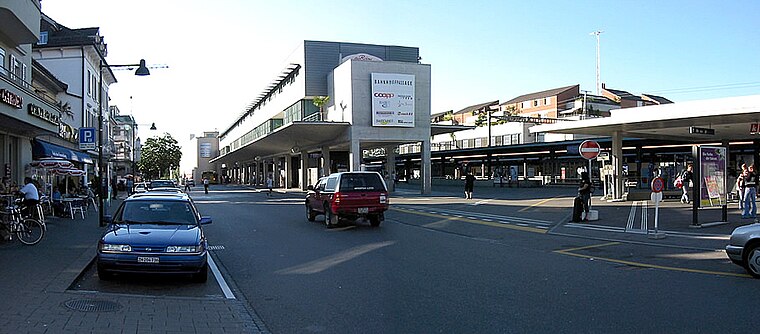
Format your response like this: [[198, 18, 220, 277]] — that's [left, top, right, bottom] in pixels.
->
[[63, 299, 122, 312]]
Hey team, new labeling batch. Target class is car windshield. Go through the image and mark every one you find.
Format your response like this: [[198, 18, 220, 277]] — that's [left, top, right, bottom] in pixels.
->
[[150, 180, 175, 188], [338, 174, 385, 192], [117, 200, 197, 225]]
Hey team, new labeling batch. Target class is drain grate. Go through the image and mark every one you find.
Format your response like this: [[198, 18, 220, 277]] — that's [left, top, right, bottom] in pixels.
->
[[208, 245, 225, 251], [63, 299, 122, 312]]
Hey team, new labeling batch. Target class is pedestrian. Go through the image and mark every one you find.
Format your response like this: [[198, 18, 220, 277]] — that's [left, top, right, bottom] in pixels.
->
[[0, 176, 10, 194], [203, 177, 209, 194], [18, 177, 40, 217], [578, 171, 593, 222], [510, 167, 518, 188], [111, 177, 118, 199], [737, 164, 747, 210], [184, 178, 191, 192], [464, 171, 475, 199], [126, 177, 134, 196], [266, 175, 273, 197], [680, 164, 693, 204], [742, 164, 757, 219]]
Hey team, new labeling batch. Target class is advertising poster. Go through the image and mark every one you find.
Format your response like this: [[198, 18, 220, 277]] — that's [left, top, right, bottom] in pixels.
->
[[699, 146, 727, 207], [371, 73, 415, 127], [200, 143, 212, 158]]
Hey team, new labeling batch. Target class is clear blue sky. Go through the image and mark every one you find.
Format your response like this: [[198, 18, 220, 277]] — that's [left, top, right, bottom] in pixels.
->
[[40, 0, 760, 171]]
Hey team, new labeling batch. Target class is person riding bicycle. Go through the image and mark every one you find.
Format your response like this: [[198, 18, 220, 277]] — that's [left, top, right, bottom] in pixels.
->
[[18, 177, 39, 217]]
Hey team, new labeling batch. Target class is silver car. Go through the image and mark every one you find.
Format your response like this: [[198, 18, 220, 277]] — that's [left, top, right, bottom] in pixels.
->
[[726, 223, 760, 278]]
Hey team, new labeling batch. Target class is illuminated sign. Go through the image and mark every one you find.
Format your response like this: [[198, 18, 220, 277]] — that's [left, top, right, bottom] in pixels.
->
[[0, 89, 22, 109], [28, 104, 61, 125]]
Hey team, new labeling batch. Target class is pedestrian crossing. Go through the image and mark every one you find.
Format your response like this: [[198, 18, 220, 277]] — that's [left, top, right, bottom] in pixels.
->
[[396, 205, 554, 230]]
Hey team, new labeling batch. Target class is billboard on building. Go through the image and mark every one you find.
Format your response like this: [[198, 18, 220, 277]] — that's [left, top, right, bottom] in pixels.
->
[[371, 73, 415, 127], [200, 143, 212, 158]]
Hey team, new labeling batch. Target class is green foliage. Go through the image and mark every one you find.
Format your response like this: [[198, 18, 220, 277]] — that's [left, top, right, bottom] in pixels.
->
[[137, 133, 182, 180], [313, 96, 330, 110]]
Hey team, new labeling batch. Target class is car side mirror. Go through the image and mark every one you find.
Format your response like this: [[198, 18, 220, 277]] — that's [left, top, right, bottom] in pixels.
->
[[307, 185, 314, 191], [200, 216, 213, 225]]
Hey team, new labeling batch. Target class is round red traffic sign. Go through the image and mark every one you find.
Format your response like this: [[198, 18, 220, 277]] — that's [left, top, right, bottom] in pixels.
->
[[579, 140, 601, 160], [651, 177, 665, 193]]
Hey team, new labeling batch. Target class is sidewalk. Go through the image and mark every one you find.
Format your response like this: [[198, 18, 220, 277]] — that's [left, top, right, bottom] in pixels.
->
[[0, 197, 263, 334]]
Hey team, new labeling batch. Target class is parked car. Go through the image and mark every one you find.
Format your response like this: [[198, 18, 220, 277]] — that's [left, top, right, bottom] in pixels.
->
[[133, 182, 149, 193], [726, 223, 760, 278], [149, 179, 177, 189], [96, 192, 212, 282], [305, 172, 389, 227]]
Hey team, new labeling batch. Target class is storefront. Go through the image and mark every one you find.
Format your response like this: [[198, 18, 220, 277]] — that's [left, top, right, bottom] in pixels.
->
[[0, 83, 61, 187]]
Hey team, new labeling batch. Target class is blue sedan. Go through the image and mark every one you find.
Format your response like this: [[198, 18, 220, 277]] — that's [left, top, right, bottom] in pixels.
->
[[97, 193, 212, 282]]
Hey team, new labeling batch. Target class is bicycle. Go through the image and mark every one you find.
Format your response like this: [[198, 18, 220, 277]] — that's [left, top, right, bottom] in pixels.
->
[[0, 201, 45, 245]]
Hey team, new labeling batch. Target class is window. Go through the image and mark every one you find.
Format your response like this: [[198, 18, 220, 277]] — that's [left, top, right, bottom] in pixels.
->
[[521, 101, 529, 109], [10, 54, 22, 82], [87, 70, 92, 97], [0, 48, 5, 75], [533, 100, 539, 107], [324, 177, 338, 192], [38, 32, 48, 45], [544, 97, 551, 105]]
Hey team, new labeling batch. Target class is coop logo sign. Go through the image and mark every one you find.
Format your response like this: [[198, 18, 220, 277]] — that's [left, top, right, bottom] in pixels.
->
[[371, 73, 415, 128]]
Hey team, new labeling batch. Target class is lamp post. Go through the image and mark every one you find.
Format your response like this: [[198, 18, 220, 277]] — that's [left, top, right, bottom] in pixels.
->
[[98, 59, 150, 227]]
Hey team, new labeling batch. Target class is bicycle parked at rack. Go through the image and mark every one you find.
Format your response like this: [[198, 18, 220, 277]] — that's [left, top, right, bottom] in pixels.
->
[[0, 200, 45, 246]]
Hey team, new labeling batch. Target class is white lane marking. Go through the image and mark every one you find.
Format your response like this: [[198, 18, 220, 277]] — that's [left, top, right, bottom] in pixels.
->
[[471, 199, 492, 206], [207, 255, 235, 299], [402, 205, 553, 226]]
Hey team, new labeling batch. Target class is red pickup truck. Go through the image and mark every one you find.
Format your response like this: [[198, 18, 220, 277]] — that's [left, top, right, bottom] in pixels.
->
[[305, 172, 389, 227]]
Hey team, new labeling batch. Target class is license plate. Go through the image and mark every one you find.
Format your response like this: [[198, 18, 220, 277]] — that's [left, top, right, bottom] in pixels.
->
[[358, 207, 369, 214], [137, 257, 160, 263]]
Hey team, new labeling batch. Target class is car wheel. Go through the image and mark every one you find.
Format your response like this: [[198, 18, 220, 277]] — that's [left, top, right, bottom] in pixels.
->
[[324, 204, 338, 227], [97, 266, 114, 281], [743, 243, 760, 278], [192, 263, 209, 283], [306, 203, 316, 222], [369, 215, 382, 227]]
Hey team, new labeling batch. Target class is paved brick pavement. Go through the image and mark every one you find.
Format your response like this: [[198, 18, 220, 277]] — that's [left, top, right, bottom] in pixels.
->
[[0, 197, 266, 334]]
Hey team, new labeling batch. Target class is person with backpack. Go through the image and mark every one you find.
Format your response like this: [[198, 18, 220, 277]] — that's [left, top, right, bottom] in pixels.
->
[[680, 164, 693, 204]]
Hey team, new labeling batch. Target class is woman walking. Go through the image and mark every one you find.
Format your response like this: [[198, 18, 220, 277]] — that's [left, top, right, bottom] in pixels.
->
[[742, 164, 757, 219], [680, 164, 693, 204]]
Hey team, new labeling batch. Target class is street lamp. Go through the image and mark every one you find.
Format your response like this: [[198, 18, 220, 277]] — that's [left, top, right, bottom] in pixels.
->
[[98, 59, 150, 227]]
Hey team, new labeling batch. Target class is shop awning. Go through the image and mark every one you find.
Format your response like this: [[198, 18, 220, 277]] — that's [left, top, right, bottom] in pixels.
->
[[33, 140, 94, 164]]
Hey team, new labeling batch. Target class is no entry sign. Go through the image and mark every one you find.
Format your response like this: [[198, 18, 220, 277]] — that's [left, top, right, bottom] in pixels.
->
[[579, 140, 601, 160]]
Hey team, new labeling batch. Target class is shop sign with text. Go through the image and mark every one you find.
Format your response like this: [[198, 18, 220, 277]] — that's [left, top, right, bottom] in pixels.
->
[[28, 104, 61, 125], [371, 73, 415, 127], [0, 89, 22, 109]]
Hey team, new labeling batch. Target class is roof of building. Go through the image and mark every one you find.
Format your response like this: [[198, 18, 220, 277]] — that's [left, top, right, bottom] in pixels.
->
[[603, 87, 645, 101], [641, 94, 674, 104], [501, 85, 579, 105], [451, 100, 499, 115], [32, 59, 68, 91]]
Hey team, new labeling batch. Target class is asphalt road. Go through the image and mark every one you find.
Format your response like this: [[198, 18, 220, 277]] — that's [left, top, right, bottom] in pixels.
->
[[186, 187, 758, 334], [69, 187, 759, 333]]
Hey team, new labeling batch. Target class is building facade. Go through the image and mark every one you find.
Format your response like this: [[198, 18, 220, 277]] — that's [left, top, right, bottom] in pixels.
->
[[196, 131, 219, 183], [212, 41, 432, 192], [0, 0, 68, 186]]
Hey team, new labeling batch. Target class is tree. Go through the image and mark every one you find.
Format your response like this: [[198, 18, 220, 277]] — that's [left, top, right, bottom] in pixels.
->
[[137, 133, 182, 180], [313, 96, 330, 121]]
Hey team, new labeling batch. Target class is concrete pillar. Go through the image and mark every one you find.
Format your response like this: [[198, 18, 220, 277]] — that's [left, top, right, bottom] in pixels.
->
[[321, 146, 331, 177], [350, 140, 361, 172], [263, 161, 270, 186], [300, 151, 309, 190], [421, 139, 432, 194], [285, 155, 293, 189], [612, 131, 624, 199], [385, 145, 396, 192]]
